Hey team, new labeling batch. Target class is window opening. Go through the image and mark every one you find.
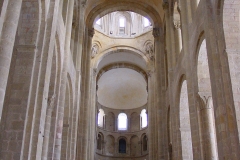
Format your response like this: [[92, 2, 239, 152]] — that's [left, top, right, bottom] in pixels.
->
[[143, 135, 148, 151], [141, 109, 148, 128], [118, 113, 127, 130], [97, 134, 102, 150], [119, 138, 126, 153], [119, 17, 126, 35], [98, 109, 105, 127], [143, 17, 150, 27], [119, 17, 125, 27]]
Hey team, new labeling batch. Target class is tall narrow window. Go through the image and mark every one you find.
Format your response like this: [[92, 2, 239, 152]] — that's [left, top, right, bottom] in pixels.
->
[[118, 113, 127, 130], [141, 109, 148, 128], [119, 138, 126, 153], [143, 135, 148, 151], [119, 17, 126, 35], [97, 134, 102, 150], [98, 109, 105, 127], [119, 17, 125, 27]]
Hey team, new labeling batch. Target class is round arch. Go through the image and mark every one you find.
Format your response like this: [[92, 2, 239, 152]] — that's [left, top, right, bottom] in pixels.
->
[[85, 1, 163, 28], [93, 47, 152, 71], [96, 63, 148, 83]]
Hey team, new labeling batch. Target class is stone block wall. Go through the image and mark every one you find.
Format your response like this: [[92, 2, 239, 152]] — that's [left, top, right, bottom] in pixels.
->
[[95, 104, 149, 160]]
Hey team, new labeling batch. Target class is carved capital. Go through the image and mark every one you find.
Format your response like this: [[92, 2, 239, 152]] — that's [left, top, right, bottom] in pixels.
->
[[93, 68, 97, 76], [173, 20, 181, 29], [81, 0, 87, 8], [147, 70, 154, 77], [91, 44, 99, 58], [88, 28, 95, 37], [198, 92, 212, 109], [162, 2, 169, 10], [144, 41, 154, 61], [152, 28, 161, 38]]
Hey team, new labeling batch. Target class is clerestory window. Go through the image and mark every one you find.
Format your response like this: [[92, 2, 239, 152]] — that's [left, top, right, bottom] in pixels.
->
[[119, 17, 126, 35], [98, 109, 105, 127], [118, 113, 127, 130], [141, 109, 148, 128]]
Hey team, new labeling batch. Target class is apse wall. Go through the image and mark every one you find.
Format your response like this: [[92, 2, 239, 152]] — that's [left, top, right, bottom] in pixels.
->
[[97, 68, 148, 109], [95, 103, 149, 160]]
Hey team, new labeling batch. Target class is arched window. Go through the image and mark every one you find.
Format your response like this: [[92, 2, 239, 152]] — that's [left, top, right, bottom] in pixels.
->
[[143, 17, 150, 27], [140, 109, 148, 128], [97, 133, 102, 150], [119, 138, 126, 153], [118, 113, 127, 130], [142, 135, 148, 151], [98, 109, 105, 127], [119, 16, 126, 35]]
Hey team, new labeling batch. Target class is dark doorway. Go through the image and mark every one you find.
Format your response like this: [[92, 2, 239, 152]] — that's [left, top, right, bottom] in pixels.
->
[[119, 138, 126, 153]]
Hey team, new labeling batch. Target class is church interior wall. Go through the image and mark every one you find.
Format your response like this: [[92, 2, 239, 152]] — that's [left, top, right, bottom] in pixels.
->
[[0, 0, 239, 159]]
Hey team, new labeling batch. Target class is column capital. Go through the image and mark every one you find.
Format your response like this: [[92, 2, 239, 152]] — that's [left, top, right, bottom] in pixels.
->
[[198, 92, 212, 109], [162, 2, 169, 10], [147, 70, 154, 77], [152, 28, 162, 38], [93, 68, 97, 77], [81, 1, 87, 8], [88, 28, 95, 37], [173, 20, 181, 29]]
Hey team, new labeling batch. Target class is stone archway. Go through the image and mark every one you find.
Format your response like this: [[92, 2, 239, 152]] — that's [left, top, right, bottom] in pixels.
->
[[222, 0, 240, 140]]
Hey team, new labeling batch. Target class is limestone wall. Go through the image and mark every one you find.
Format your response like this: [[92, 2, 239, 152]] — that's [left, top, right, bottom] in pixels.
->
[[95, 104, 149, 159]]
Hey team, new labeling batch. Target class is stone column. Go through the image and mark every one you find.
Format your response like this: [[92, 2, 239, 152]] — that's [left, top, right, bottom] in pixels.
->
[[198, 93, 218, 160], [153, 25, 166, 159], [42, 95, 55, 160], [88, 66, 98, 159], [128, 113, 131, 131], [78, 27, 94, 160], [173, 20, 182, 55], [102, 140, 106, 155], [204, 1, 240, 159], [163, 2, 176, 97], [191, 0, 198, 11], [115, 116, 118, 131], [147, 35, 157, 160], [163, 2, 175, 69], [53, 0, 74, 159], [178, 1, 190, 57], [74, 3, 87, 159], [0, 0, 22, 119]]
